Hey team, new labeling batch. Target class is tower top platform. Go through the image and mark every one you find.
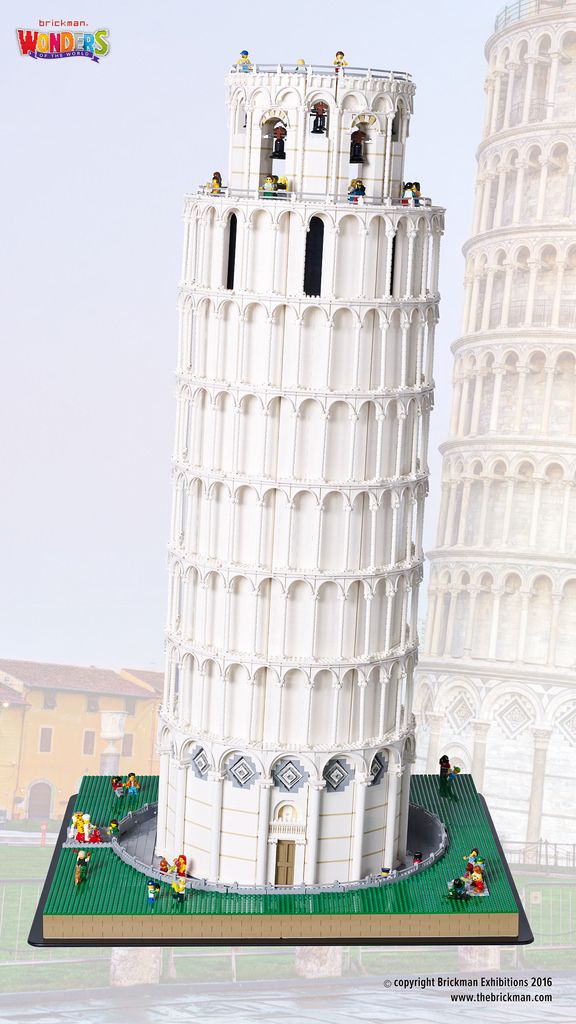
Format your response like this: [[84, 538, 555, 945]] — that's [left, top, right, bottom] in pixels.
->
[[228, 63, 413, 83], [493, 0, 569, 34]]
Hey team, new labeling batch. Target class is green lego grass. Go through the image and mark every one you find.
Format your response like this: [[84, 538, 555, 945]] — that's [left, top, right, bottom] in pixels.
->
[[43, 774, 517, 919]]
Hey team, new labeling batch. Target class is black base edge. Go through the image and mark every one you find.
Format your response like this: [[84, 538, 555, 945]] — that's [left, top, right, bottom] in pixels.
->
[[28, 790, 534, 948]]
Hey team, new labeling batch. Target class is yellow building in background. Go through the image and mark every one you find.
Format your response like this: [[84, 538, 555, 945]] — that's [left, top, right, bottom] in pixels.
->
[[0, 659, 163, 823]]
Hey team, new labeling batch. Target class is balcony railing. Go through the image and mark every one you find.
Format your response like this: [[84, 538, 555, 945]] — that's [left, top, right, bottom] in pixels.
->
[[494, 0, 566, 31], [192, 185, 432, 208], [229, 63, 412, 82]]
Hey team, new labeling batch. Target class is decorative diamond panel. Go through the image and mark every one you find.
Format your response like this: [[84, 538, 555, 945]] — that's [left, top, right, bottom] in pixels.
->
[[558, 702, 576, 747], [448, 692, 474, 732], [323, 758, 354, 793], [495, 696, 533, 739], [193, 749, 209, 776], [370, 752, 388, 786], [272, 759, 308, 793], [229, 757, 255, 786]]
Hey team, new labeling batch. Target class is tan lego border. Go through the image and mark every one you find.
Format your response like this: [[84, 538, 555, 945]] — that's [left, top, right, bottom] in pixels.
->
[[44, 911, 519, 941]]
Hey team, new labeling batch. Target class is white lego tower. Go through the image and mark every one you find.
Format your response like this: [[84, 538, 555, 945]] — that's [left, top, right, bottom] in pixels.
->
[[156, 57, 444, 886], [417, 0, 576, 847]]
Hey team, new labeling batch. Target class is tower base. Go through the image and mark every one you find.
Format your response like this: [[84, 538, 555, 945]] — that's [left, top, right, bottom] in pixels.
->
[[28, 774, 532, 946]]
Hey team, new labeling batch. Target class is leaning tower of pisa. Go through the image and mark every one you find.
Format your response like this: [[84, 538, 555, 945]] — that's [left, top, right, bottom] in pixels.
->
[[417, 0, 576, 848], [155, 58, 443, 886]]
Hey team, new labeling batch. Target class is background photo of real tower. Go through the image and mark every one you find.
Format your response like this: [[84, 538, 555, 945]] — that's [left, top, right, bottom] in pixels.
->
[[417, 0, 576, 853], [157, 57, 444, 887]]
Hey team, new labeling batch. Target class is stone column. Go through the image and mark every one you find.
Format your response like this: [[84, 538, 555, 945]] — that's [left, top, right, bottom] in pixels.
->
[[351, 773, 370, 879], [173, 762, 188, 856], [209, 770, 225, 880], [256, 779, 273, 884], [304, 781, 325, 883], [526, 729, 552, 846], [397, 761, 413, 862], [155, 747, 171, 856], [383, 764, 402, 869], [470, 720, 491, 792], [425, 711, 445, 773]]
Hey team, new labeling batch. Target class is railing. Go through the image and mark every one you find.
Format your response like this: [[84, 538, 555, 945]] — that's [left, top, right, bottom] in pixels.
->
[[504, 839, 576, 868], [229, 63, 412, 82], [494, 0, 566, 31], [110, 801, 448, 895], [268, 822, 306, 838], [191, 186, 432, 208]]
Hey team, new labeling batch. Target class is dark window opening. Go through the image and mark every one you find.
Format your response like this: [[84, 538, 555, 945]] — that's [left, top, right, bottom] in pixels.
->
[[226, 213, 237, 289], [304, 217, 324, 297], [125, 697, 136, 716], [43, 691, 57, 710], [310, 101, 329, 135], [350, 129, 367, 164], [83, 731, 96, 756], [122, 733, 134, 757], [39, 727, 52, 753], [391, 110, 401, 141], [390, 235, 397, 296], [86, 696, 99, 712]]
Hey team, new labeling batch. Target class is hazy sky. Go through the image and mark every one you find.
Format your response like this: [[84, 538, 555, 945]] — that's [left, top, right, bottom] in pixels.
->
[[1, 0, 505, 670]]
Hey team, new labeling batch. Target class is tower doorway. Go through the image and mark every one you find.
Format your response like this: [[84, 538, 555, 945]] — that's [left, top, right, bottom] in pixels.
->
[[274, 840, 295, 885]]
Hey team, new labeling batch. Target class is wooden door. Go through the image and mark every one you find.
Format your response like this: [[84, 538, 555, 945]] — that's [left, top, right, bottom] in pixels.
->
[[275, 840, 295, 885]]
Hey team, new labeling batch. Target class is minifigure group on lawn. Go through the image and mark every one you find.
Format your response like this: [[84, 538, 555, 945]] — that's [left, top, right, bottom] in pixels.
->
[[447, 847, 488, 900], [111, 772, 141, 798]]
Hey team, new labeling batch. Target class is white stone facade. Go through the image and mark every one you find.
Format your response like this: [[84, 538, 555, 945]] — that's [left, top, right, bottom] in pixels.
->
[[156, 62, 443, 885], [416, 1, 576, 847]]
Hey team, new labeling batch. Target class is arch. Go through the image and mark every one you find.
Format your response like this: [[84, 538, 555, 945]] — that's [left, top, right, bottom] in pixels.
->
[[27, 781, 53, 819], [303, 216, 324, 297]]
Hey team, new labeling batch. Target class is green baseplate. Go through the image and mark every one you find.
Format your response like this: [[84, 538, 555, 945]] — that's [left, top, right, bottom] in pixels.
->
[[43, 774, 517, 920]]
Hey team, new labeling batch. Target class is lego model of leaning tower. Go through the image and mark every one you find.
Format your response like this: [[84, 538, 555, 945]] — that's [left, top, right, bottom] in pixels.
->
[[418, 0, 576, 847], [156, 57, 443, 886]]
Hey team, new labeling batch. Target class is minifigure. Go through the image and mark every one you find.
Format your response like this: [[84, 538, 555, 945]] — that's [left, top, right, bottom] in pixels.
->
[[311, 101, 328, 134], [147, 879, 161, 905], [447, 876, 470, 900], [448, 766, 461, 782], [171, 876, 187, 903], [276, 176, 288, 195], [333, 51, 348, 73], [439, 754, 451, 779], [88, 827, 103, 844], [470, 868, 485, 894], [412, 851, 422, 865], [170, 854, 187, 877], [261, 175, 277, 198], [107, 819, 119, 840], [76, 813, 91, 842], [463, 848, 483, 873], [380, 867, 390, 878], [272, 124, 286, 159], [349, 130, 366, 164], [111, 776, 125, 798], [74, 850, 91, 886], [402, 181, 421, 206], [70, 811, 84, 838], [295, 58, 306, 71], [158, 856, 169, 874], [236, 50, 252, 72], [347, 178, 366, 203], [211, 171, 222, 194], [125, 772, 140, 796]]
